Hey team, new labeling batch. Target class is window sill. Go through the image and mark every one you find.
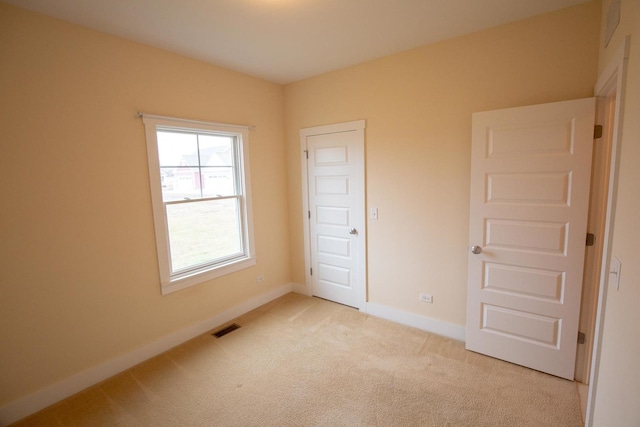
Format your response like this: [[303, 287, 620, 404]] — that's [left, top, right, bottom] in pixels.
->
[[160, 256, 256, 295]]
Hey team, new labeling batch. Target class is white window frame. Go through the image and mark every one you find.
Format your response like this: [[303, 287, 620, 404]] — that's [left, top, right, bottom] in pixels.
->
[[142, 114, 256, 295]]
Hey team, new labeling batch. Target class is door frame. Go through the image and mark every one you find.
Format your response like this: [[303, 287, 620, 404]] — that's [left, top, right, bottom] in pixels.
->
[[586, 36, 630, 426], [299, 120, 367, 311], [574, 93, 612, 383]]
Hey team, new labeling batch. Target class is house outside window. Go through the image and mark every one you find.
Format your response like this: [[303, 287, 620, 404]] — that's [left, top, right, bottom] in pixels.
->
[[142, 114, 255, 295]]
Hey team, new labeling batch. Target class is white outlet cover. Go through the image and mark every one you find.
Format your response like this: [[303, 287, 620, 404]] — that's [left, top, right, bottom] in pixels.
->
[[419, 293, 433, 303]]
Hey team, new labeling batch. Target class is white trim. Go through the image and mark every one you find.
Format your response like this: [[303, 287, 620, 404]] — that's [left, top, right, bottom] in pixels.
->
[[299, 120, 367, 311], [300, 133, 313, 300], [0, 284, 293, 426], [289, 285, 462, 339], [586, 35, 630, 427], [161, 256, 257, 295], [594, 37, 631, 95], [366, 302, 466, 342], [300, 120, 365, 137], [291, 282, 312, 296], [137, 112, 254, 131]]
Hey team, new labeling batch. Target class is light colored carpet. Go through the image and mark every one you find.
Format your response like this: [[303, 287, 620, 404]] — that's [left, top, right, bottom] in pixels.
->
[[13, 293, 583, 426]]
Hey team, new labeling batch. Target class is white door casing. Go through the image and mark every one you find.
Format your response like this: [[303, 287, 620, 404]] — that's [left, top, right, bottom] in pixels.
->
[[466, 98, 595, 380], [300, 120, 366, 309], [586, 37, 629, 426], [575, 95, 612, 383]]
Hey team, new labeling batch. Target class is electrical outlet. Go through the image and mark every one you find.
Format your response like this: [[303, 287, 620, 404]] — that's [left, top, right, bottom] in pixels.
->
[[419, 293, 433, 303], [256, 275, 265, 283]]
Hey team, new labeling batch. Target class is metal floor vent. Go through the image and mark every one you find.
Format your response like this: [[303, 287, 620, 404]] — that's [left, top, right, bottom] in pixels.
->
[[212, 323, 241, 338]]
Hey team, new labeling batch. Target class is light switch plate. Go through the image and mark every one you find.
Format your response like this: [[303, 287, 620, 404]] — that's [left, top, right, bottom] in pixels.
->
[[370, 207, 378, 220], [610, 256, 621, 290]]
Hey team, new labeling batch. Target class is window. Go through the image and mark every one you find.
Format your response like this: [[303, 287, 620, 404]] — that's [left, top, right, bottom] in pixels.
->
[[142, 114, 255, 294]]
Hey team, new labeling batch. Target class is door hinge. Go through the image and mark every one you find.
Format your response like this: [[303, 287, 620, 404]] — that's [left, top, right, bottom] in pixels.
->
[[304, 150, 309, 159], [594, 125, 603, 139], [308, 210, 311, 219], [310, 267, 313, 276], [578, 331, 586, 344], [586, 233, 595, 247]]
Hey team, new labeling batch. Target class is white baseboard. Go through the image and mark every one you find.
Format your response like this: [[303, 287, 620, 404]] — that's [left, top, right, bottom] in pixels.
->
[[366, 302, 466, 342], [289, 286, 464, 341], [0, 283, 293, 426], [291, 282, 311, 296]]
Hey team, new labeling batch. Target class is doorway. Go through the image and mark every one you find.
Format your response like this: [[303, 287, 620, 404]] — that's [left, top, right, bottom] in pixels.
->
[[585, 36, 630, 426]]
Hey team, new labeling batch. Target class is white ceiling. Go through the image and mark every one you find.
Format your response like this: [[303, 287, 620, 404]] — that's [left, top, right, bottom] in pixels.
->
[[4, 0, 591, 84]]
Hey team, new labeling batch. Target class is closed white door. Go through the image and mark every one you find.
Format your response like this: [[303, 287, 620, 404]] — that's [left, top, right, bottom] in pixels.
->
[[301, 121, 366, 309], [466, 98, 595, 379]]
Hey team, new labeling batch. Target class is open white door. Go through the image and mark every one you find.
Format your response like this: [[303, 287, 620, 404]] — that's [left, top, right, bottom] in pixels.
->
[[466, 98, 595, 379], [300, 121, 366, 309]]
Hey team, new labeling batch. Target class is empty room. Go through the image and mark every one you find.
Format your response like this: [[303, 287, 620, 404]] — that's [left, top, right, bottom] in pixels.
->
[[0, 0, 638, 425]]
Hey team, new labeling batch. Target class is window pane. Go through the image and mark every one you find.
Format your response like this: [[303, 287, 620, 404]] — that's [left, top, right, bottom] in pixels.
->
[[198, 135, 234, 166], [200, 167, 235, 197], [160, 167, 203, 202], [158, 131, 236, 202], [157, 131, 198, 167], [166, 198, 242, 273]]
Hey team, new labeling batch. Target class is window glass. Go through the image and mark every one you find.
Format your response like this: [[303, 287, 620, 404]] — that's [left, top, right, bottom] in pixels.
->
[[157, 131, 237, 202], [166, 198, 242, 272]]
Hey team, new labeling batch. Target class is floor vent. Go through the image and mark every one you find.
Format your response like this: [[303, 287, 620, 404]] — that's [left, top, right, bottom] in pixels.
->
[[212, 323, 241, 338]]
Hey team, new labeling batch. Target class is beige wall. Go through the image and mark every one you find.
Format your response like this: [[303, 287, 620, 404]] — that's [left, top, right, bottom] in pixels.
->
[[0, 3, 290, 405], [285, 2, 601, 325], [591, 0, 640, 425]]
